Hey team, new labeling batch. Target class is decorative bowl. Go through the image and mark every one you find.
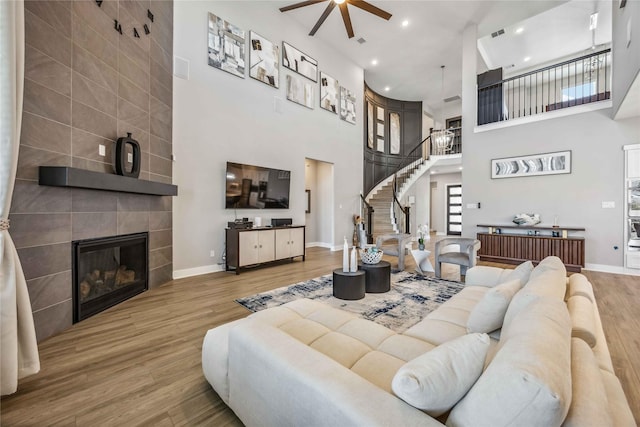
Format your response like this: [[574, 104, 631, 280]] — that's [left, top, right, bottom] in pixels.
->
[[360, 249, 383, 264]]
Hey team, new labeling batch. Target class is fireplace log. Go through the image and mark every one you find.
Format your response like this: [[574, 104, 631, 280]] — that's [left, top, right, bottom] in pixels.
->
[[80, 280, 91, 300], [104, 270, 116, 287], [115, 265, 136, 287]]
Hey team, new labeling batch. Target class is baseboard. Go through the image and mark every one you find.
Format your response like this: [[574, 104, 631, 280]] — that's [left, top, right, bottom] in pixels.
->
[[436, 232, 447, 236], [584, 263, 640, 276], [306, 242, 334, 249], [173, 264, 225, 279]]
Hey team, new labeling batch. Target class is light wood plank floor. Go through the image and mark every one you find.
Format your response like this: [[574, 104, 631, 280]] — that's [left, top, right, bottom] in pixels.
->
[[2, 240, 639, 426]]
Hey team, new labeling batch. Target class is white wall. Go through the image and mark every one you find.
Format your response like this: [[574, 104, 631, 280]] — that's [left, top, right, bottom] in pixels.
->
[[430, 173, 462, 235], [173, 1, 363, 276], [612, 0, 640, 115], [461, 24, 640, 270]]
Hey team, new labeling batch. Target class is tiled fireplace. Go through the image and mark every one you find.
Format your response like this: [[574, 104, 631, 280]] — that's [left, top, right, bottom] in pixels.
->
[[73, 233, 148, 322]]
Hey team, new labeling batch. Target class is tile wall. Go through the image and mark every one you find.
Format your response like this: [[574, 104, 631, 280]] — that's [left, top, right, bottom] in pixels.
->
[[9, 0, 174, 342]]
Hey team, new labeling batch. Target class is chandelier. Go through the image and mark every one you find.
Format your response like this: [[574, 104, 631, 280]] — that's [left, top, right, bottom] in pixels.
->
[[432, 66, 453, 154]]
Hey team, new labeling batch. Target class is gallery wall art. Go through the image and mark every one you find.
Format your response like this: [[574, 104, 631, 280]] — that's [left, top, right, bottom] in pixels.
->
[[283, 42, 317, 82], [286, 74, 314, 109], [367, 102, 374, 148], [390, 112, 400, 154], [207, 13, 245, 78], [320, 72, 339, 113], [491, 150, 572, 179], [340, 86, 356, 124], [249, 31, 279, 88]]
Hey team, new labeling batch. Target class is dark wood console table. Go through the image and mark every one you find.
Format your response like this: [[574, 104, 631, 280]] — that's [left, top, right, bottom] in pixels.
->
[[477, 224, 585, 272]]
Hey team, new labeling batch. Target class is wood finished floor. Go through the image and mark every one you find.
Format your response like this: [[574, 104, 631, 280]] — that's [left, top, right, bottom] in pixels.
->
[[1, 241, 639, 426]]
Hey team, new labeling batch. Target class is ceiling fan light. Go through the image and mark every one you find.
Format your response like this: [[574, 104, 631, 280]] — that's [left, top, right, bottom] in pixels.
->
[[334, 0, 346, 4]]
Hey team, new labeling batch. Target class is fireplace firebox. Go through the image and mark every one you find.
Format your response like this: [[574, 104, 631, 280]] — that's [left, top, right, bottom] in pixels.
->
[[72, 232, 148, 323]]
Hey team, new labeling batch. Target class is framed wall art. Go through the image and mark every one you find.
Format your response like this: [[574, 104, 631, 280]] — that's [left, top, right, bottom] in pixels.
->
[[491, 150, 572, 179], [340, 86, 356, 124], [249, 31, 279, 88], [367, 102, 374, 148], [319, 72, 339, 113], [286, 74, 314, 109], [207, 13, 245, 78], [390, 112, 401, 154], [282, 42, 317, 82]]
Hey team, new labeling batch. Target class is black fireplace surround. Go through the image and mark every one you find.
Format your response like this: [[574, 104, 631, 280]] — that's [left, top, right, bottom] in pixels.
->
[[72, 232, 149, 323]]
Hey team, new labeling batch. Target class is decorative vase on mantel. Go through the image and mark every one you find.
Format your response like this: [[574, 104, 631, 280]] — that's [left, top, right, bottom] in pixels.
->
[[418, 239, 425, 251]]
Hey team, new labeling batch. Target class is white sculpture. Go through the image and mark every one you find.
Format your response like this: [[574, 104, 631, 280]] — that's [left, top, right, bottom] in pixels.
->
[[513, 213, 541, 226]]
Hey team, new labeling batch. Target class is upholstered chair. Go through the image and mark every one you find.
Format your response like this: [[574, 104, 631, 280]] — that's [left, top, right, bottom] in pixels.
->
[[434, 238, 481, 279], [375, 233, 413, 271]]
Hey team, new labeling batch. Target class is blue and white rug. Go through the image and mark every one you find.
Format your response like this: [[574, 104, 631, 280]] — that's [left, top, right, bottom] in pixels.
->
[[236, 271, 465, 333]]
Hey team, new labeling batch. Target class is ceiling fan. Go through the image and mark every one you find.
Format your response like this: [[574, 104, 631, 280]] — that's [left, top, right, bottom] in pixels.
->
[[279, 0, 392, 39]]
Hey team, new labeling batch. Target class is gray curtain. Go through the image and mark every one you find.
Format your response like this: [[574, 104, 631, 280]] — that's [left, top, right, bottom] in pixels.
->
[[1, 0, 40, 395]]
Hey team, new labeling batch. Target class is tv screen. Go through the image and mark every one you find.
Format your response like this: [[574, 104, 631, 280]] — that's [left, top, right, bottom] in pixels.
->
[[225, 162, 290, 209]]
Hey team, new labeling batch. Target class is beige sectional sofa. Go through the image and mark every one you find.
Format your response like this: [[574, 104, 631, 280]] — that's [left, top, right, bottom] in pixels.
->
[[202, 256, 634, 426]]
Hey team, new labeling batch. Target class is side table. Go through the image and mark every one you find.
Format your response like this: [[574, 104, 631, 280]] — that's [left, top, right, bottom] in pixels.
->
[[332, 269, 365, 300], [358, 261, 391, 293], [410, 249, 435, 275]]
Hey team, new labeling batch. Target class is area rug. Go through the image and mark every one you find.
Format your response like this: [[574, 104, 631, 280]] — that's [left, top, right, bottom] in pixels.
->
[[235, 271, 465, 333]]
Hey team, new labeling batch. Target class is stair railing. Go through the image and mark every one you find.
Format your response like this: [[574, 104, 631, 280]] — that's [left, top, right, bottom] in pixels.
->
[[360, 193, 374, 244]]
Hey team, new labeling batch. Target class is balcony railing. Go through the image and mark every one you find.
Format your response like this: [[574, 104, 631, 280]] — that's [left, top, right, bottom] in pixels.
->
[[477, 49, 611, 126]]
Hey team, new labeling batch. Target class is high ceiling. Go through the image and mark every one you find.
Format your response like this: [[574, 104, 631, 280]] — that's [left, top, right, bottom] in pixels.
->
[[274, 0, 614, 111]]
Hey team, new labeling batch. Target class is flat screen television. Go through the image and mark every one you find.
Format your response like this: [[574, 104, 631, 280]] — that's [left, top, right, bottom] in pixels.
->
[[225, 162, 290, 209]]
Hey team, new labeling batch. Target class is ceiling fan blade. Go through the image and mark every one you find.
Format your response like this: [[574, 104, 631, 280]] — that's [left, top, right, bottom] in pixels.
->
[[309, 1, 337, 36], [280, 0, 328, 13], [349, 0, 392, 20], [339, 3, 354, 38]]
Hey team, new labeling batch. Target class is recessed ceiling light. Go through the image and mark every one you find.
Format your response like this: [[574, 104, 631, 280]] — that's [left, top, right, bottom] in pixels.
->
[[371, 59, 378, 66], [384, 86, 390, 91], [459, 167, 463, 170], [431, 171, 437, 174], [524, 56, 531, 62], [401, 20, 409, 27], [515, 27, 524, 34]]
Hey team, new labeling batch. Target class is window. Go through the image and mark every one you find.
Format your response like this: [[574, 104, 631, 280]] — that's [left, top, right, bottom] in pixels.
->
[[562, 82, 596, 101]]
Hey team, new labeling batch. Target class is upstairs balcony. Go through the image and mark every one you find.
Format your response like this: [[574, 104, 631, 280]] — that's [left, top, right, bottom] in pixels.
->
[[477, 49, 611, 126]]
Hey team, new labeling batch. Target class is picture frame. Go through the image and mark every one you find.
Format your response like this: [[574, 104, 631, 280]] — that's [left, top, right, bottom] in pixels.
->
[[390, 112, 401, 154], [305, 189, 311, 213], [340, 86, 356, 124], [319, 71, 339, 113], [286, 74, 314, 109], [249, 31, 279, 88], [282, 42, 317, 82], [207, 13, 245, 78], [491, 150, 572, 179], [367, 102, 374, 149]]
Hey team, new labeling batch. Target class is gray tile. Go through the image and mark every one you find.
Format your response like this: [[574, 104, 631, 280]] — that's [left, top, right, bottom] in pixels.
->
[[71, 0, 119, 47], [150, 39, 171, 75], [18, 242, 71, 281], [72, 128, 114, 163], [10, 179, 71, 214], [149, 229, 171, 250], [119, 76, 149, 112], [149, 211, 171, 231], [149, 246, 172, 270], [149, 135, 171, 160], [117, 122, 149, 153], [16, 145, 71, 181], [72, 101, 117, 140], [25, 45, 71, 97], [25, 9, 71, 67], [25, 1, 72, 39], [149, 263, 172, 289], [20, 112, 71, 154], [33, 299, 73, 343], [150, 76, 172, 109], [117, 193, 150, 212], [71, 15, 118, 70], [9, 213, 71, 249], [118, 8, 150, 68], [120, 0, 149, 27], [117, 211, 149, 235], [72, 212, 117, 240], [72, 72, 117, 117], [71, 157, 113, 174], [150, 58, 171, 92], [150, 154, 171, 177], [149, 97, 171, 141], [149, 195, 172, 212], [72, 43, 118, 93], [137, 171, 150, 181], [148, 173, 172, 185], [72, 188, 117, 212], [118, 98, 149, 132], [27, 270, 72, 312], [23, 79, 71, 125], [119, 52, 149, 93]]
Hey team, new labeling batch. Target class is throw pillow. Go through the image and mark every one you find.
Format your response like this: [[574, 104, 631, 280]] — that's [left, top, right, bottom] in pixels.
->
[[391, 333, 490, 417], [503, 260, 533, 286], [466, 279, 521, 333]]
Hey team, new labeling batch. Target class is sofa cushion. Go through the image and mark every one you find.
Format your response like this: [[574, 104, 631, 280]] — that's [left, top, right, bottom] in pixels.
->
[[310, 331, 372, 369], [567, 274, 595, 303], [600, 370, 636, 427], [503, 260, 534, 286], [377, 335, 436, 361], [404, 319, 468, 346], [467, 279, 521, 333], [562, 338, 612, 427], [352, 351, 405, 393], [447, 297, 572, 427], [567, 295, 597, 348], [392, 333, 490, 417]]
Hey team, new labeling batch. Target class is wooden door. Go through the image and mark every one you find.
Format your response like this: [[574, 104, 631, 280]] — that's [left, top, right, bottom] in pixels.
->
[[446, 184, 462, 236]]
